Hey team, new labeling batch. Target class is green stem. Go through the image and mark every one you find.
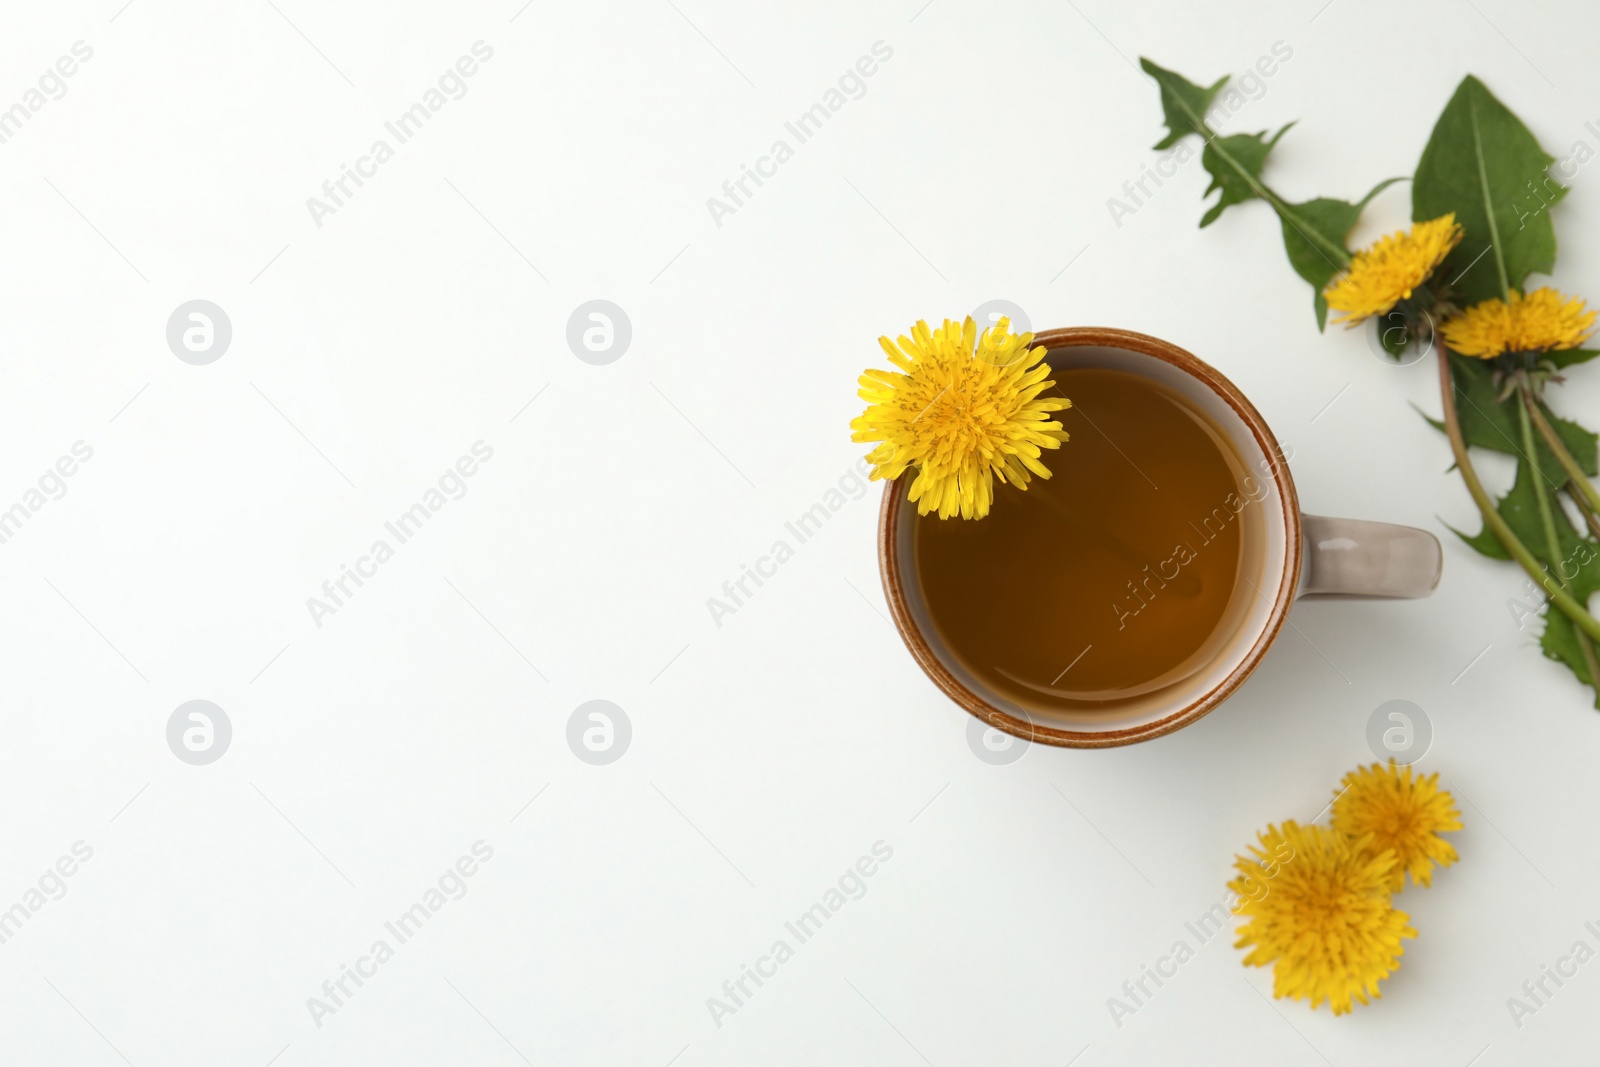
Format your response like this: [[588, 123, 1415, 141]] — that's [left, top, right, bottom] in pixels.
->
[[1568, 478, 1600, 544], [1438, 351, 1600, 642], [1525, 390, 1600, 526], [1165, 98, 1352, 269], [1518, 384, 1570, 570], [1515, 379, 1600, 682]]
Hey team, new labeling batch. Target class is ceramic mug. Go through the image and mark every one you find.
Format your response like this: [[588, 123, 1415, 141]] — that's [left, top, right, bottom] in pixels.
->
[[877, 326, 1443, 748]]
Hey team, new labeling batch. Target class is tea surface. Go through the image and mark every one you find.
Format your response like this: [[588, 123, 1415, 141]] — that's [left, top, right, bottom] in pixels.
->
[[913, 366, 1260, 712]]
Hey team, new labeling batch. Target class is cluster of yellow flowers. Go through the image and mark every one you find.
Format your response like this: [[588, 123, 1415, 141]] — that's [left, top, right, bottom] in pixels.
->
[[852, 214, 1595, 523], [1230, 761, 1461, 1015], [1324, 211, 1598, 357]]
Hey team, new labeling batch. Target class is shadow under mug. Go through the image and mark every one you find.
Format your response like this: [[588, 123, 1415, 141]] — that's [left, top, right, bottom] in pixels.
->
[[877, 326, 1443, 749]]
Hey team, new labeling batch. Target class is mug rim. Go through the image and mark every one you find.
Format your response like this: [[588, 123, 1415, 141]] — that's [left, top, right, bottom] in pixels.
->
[[876, 325, 1304, 749]]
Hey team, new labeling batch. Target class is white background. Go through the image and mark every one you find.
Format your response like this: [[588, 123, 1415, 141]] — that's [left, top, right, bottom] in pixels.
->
[[0, 0, 1596, 1063]]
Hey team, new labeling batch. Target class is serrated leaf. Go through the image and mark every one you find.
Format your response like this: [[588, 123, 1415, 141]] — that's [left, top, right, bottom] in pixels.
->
[[1282, 179, 1405, 329], [1537, 513, 1600, 709], [1463, 465, 1540, 563], [1414, 75, 1566, 305], [1200, 126, 1291, 228], [1542, 612, 1600, 707], [1138, 58, 1289, 231], [1435, 357, 1600, 703], [1466, 454, 1600, 589], [1461, 447, 1600, 702], [1140, 58, 1227, 151], [1445, 518, 1511, 560], [1140, 57, 1375, 284], [1544, 403, 1599, 476], [1448, 356, 1520, 451], [1417, 404, 1445, 434]]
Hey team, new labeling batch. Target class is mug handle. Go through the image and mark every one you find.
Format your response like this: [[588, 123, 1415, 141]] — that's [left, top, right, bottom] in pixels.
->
[[1299, 514, 1443, 598]]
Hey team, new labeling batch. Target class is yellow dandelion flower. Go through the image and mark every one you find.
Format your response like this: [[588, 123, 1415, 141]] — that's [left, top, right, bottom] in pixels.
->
[[1324, 214, 1464, 325], [850, 317, 1068, 520], [1439, 287, 1598, 358], [1230, 821, 1415, 1015], [1332, 761, 1462, 891]]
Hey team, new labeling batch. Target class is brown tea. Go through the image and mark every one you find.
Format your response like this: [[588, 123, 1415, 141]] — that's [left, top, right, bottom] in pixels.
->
[[912, 366, 1267, 714]]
